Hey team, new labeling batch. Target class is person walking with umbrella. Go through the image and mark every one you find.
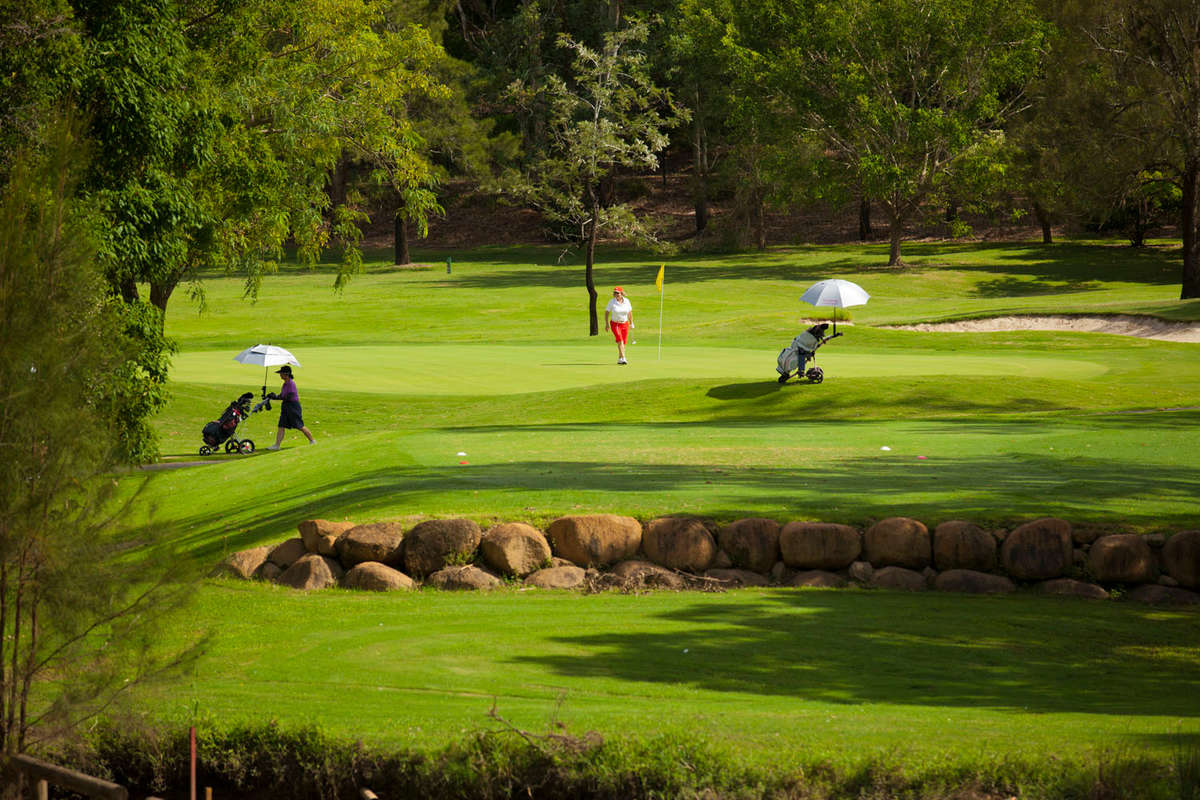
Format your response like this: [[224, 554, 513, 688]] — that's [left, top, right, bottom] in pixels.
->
[[266, 365, 315, 450]]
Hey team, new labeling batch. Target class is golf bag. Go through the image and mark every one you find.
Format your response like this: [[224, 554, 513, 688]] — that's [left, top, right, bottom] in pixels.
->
[[200, 392, 256, 454], [776, 324, 841, 384]]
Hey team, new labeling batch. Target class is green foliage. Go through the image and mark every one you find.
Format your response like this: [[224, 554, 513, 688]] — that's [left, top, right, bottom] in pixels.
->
[[0, 115, 201, 755]]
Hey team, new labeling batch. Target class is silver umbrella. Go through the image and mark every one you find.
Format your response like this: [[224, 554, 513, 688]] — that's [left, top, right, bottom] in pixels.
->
[[800, 279, 870, 333], [234, 344, 301, 395]]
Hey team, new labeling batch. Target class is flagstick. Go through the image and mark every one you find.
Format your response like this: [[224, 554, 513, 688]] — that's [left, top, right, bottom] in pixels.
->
[[657, 283, 664, 360]]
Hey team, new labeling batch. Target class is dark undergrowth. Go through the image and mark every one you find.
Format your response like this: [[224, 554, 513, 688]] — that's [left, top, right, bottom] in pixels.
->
[[50, 718, 1199, 800]]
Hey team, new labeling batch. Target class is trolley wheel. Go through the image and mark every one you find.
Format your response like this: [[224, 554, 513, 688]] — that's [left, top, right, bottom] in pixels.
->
[[225, 440, 239, 453], [777, 373, 790, 384], [240, 439, 256, 454], [199, 445, 212, 455], [805, 366, 824, 384]]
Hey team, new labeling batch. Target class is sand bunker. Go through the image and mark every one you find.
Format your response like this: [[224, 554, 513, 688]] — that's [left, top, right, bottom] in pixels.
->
[[885, 315, 1200, 343]]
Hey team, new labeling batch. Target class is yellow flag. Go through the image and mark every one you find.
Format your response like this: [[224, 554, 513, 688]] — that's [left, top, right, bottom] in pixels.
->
[[655, 264, 665, 292]]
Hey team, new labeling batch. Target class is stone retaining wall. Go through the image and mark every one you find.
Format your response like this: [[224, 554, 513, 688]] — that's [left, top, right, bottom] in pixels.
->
[[214, 515, 1200, 605]]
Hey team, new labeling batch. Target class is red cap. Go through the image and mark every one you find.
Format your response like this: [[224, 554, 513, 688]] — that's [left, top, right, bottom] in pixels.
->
[[613, 286, 624, 293]]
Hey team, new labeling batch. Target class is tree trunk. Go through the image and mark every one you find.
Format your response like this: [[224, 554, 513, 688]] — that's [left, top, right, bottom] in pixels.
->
[[394, 213, 410, 265], [1182, 159, 1200, 299], [586, 192, 600, 336], [1033, 201, 1053, 244], [120, 275, 139, 303], [692, 93, 708, 233], [754, 189, 766, 251], [858, 198, 871, 240], [887, 213, 905, 266], [149, 280, 175, 317]]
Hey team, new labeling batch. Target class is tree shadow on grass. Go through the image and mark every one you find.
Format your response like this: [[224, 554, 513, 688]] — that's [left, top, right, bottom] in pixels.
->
[[508, 590, 1200, 716], [139, 447, 1200, 563]]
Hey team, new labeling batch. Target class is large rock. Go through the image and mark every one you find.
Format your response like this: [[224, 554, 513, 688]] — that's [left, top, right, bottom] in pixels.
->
[[267, 538, 308, 570], [1000, 518, 1073, 580], [298, 519, 355, 556], [1040, 578, 1109, 600], [642, 517, 717, 572], [277, 554, 343, 590], [933, 521, 997, 572], [788, 570, 846, 588], [1163, 530, 1200, 588], [426, 564, 502, 591], [255, 562, 283, 582], [214, 546, 270, 579], [1124, 584, 1200, 606], [706, 568, 770, 587], [480, 523, 552, 577], [342, 562, 417, 591], [717, 518, 781, 574], [1087, 534, 1157, 584], [864, 518, 931, 570], [871, 566, 927, 591], [933, 569, 1015, 595], [524, 565, 586, 589], [609, 559, 686, 590], [404, 518, 482, 577], [336, 522, 406, 568], [779, 522, 861, 570], [546, 515, 642, 567]]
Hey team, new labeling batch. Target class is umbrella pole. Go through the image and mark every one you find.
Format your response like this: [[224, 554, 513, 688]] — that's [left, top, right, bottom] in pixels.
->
[[833, 306, 838, 335]]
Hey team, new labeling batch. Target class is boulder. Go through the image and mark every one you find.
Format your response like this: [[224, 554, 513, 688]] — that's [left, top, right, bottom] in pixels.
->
[[848, 560, 874, 584], [1040, 578, 1109, 600], [711, 550, 734, 570], [717, 518, 781, 574], [426, 565, 502, 591], [524, 565, 586, 589], [933, 569, 1015, 595], [769, 561, 795, 585], [779, 522, 861, 570], [404, 518, 482, 577], [336, 522, 406, 568], [546, 515, 642, 567], [872, 566, 927, 591], [1124, 584, 1200, 606], [299, 519, 355, 556], [705, 568, 770, 587], [277, 554, 343, 590], [214, 546, 270, 579], [255, 562, 283, 582], [1000, 518, 1073, 580], [642, 517, 717, 572], [609, 559, 687, 590], [864, 518, 930, 570], [1087, 534, 1157, 584], [480, 523, 552, 577], [267, 538, 308, 570], [342, 562, 417, 591], [1163, 530, 1200, 588], [933, 521, 997, 572], [788, 570, 847, 588]]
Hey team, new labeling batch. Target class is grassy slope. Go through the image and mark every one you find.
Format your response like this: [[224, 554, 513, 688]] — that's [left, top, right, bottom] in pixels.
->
[[122, 238, 1200, 770]]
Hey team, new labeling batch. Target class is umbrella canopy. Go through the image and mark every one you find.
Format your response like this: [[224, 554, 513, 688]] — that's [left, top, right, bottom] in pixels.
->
[[800, 279, 870, 309], [235, 344, 301, 396], [233, 344, 301, 368]]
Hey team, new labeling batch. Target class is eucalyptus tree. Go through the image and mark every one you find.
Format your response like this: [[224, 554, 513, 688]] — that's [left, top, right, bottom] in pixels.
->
[[1076, 0, 1200, 297], [508, 19, 683, 334], [795, 0, 1048, 265]]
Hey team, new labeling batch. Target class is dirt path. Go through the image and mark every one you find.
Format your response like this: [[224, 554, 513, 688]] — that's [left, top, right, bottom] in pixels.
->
[[882, 314, 1200, 342]]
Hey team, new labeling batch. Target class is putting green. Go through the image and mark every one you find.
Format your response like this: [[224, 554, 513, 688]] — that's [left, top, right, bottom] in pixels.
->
[[172, 344, 1107, 395]]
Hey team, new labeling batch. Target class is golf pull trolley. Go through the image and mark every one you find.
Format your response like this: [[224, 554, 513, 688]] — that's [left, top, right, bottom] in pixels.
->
[[775, 328, 843, 385], [198, 391, 263, 455]]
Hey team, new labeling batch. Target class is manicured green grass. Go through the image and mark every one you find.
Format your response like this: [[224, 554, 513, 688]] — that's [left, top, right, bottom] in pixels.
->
[[119, 238, 1200, 776], [151, 581, 1200, 771]]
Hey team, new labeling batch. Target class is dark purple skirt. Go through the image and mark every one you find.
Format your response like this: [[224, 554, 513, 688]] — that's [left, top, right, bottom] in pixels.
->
[[278, 400, 305, 429]]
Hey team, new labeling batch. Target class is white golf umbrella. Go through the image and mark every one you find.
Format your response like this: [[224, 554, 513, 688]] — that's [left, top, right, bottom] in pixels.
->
[[800, 279, 870, 332], [234, 344, 301, 393]]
